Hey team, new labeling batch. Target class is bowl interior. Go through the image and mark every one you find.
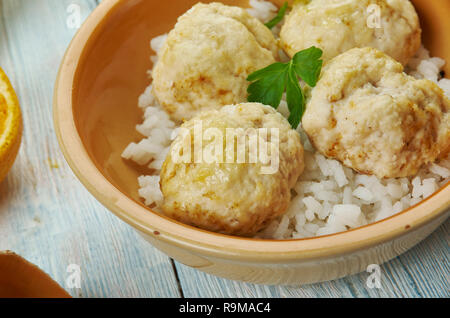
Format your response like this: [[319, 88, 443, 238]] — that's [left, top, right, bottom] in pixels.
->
[[72, 0, 450, 228]]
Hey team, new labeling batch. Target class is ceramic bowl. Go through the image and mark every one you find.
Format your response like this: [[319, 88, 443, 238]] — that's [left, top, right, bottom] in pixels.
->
[[0, 251, 70, 298], [54, 0, 450, 285]]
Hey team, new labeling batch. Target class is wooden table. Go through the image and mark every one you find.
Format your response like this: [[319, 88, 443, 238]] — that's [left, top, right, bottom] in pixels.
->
[[0, 0, 448, 298]]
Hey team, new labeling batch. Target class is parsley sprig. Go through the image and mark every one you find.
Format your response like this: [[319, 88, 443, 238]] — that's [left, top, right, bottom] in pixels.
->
[[265, 2, 289, 29], [247, 47, 323, 129]]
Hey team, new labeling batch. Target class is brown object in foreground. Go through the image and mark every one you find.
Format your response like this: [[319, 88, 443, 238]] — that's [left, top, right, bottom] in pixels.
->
[[0, 251, 70, 298]]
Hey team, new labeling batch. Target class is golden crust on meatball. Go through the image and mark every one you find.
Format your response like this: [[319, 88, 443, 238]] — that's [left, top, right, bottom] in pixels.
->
[[280, 0, 421, 65], [302, 47, 450, 179], [160, 103, 304, 236], [152, 3, 279, 122]]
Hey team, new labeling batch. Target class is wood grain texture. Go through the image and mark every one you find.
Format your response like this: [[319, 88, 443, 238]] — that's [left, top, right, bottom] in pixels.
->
[[0, 0, 448, 298]]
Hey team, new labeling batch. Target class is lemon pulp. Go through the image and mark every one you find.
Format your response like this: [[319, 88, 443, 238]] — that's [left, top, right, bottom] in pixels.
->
[[0, 67, 22, 183]]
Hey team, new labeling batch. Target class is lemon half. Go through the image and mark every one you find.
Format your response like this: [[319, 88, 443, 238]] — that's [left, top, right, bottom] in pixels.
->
[[0, 67, 22, 183]]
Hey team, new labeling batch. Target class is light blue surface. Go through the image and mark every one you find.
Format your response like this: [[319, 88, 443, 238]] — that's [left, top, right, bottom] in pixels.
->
[[0, 0, 448, 298]]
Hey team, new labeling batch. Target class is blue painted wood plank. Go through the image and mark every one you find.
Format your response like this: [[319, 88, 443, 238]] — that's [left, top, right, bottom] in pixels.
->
[[0, 0, 181, 298]]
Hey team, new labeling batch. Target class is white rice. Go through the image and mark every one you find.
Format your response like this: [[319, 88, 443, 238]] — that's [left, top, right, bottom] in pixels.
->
[[122, 0, 450, 239], [121, 99, 175, 171], [246, 0, 278, 23], [406, 45, 450, 98]]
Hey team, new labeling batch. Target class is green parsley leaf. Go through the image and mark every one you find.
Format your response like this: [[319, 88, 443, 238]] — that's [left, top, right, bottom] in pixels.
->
[[291, 46, 323, 87], [247, 62, 288, 108], [246, 47, 323, 129], [265, 2, 289, 29], [286, 67, 305, 129]]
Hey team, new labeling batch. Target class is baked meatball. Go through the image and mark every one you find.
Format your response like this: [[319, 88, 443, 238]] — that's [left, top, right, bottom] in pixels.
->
[[160, 103, 304, 236], [280, 0, 421, 64], [152, 3, 278, 122], [302, 47, 450, 179]]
